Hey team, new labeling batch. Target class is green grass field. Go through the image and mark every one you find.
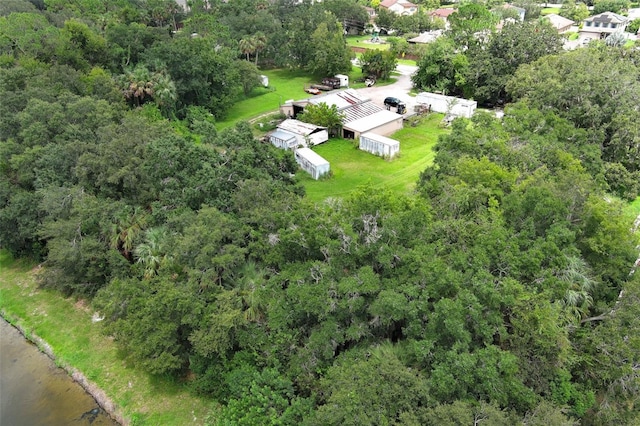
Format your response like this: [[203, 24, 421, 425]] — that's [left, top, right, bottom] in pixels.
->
[[0, 251, 211, 425], [346, 35, 391, 50], [301, 113, 447, 202], [628, 196, 640, 217], [541, 7, 561, 15]]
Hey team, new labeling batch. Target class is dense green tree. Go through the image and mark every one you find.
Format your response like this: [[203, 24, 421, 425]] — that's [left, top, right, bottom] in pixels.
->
[[559, 0, 589, 23], [311, 345, 431, 425], [297, 102, 345, 137], [144, 35, 241, 117], [447, 3, 499, 48], [235, 59, 262, 96], [0, 0, 37, 15], [105, 22, 169, 69], [592, 0, 630, 14], [507, 48, 640, 199], [306, 21, 353, 77], [0, 12, 60, 61], [94, 275, 201, 374], [466, 20, 562, 105], [412, 36, 470, 97], [359, 49, 397, 80]]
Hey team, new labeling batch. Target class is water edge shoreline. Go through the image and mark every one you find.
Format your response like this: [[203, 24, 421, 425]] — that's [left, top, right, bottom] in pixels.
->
[[0, 311, 128, 426]]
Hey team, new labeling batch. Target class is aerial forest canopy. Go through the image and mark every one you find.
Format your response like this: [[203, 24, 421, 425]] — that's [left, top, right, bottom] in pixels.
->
[[0, 0, 639, 424]]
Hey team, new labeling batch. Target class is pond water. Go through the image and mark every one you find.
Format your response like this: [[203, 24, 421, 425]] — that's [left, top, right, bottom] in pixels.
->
[[0, 318, 118, 426]]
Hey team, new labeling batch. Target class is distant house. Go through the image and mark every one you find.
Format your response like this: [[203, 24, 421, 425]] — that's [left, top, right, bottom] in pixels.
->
[[294, 148, 330, 180], [543, 14, 575, 33], [359, 133, 400, 158], [429, 8, 456, 28], [379, 0, 418, 16], [281, 89, 404, 140], [269, 119, 328, 150], [365, 6, 377, 22], [580, 12, 628, 39], [504, 4, 526, 21]]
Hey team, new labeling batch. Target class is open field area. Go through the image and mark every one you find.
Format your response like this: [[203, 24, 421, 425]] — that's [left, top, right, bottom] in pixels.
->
[[301, 113, 447, 202], [346, 35, 392, 50], [0, 252, 211, 426]]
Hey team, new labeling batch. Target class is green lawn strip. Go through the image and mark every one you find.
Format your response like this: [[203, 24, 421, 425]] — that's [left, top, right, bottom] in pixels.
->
[[346, 35, 391, 50], [0, 250, 211, 426], [301, 113, 446, 202], [628, 196, 640, 218], [541, 7, 561, 15]]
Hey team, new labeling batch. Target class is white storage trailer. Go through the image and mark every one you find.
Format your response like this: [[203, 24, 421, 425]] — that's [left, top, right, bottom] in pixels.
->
[[294, 148, 330, 180], [269, 130, 298, 150], [359, 132, 400, 158], [335, 74, 349, 87], [415, 92, 477, 118]]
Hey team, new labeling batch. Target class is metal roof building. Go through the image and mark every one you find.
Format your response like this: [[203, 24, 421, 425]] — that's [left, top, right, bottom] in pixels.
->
[[281, 89, 404, 140]]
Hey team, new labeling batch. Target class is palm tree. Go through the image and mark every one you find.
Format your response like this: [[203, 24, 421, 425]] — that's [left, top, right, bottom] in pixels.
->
[[234, 261, 267, 323], [110, 206, 149, 263], [134, 227, 170, 279], [252, 32, 267, 66], [152, 72, 177, 115], [122, 65, 154, 107], [238, 36, 256, 62], [558, 255, 595, 324]]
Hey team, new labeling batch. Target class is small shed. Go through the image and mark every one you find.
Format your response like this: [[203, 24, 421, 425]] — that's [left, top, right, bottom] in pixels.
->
[[415, 92, 477, 118], [269, 129, 298, 150], [359, 132, 400, 158], [294, 148, 330, 180], [277, 119, 328, 147], [335, 74, 349, 87]]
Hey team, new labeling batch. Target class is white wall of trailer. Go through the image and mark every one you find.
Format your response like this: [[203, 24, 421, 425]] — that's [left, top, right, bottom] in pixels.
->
[[359, 133, 400, 158], [415, 92, 477, 118], [294, 148, 330, 180]]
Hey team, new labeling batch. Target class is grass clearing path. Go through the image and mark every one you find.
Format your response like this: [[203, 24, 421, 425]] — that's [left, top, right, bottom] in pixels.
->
[[301, 113, 447, 202], [0, 251, 212, 426]]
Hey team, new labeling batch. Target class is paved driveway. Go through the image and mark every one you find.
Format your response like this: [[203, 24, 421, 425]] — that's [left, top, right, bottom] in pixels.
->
[[354, 63, 418, 112]]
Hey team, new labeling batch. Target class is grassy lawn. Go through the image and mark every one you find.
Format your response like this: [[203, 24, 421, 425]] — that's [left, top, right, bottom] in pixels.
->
[[346, 35, 391, 50], [216, 69, 313, 130], [301, 113, 447, 202], [0, 251, 212, 426], [217, 67, 400, 130], [628, 196, 640, 218], [541, 7, 561, 14]]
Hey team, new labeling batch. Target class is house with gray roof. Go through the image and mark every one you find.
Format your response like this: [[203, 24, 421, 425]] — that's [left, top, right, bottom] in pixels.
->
[[580, 12, 628, 39], [543, 14, 575, 33]]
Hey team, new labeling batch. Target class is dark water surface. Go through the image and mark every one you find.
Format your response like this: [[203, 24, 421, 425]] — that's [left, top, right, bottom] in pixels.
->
[[0, 318, 118, 425]]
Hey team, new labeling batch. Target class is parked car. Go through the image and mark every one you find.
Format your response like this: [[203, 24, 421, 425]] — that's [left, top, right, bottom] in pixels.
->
[[384, 97, 402, 108]]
